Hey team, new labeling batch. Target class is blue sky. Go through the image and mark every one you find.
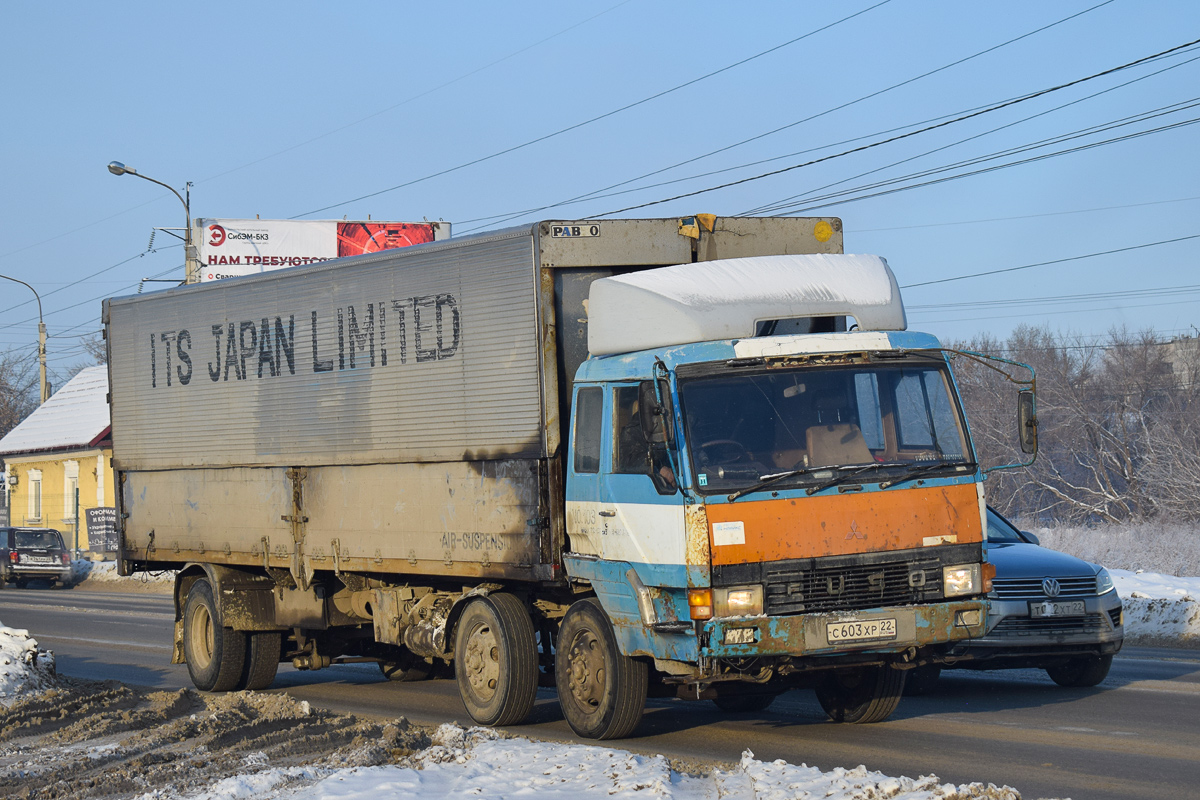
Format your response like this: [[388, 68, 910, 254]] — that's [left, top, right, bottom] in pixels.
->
[[1, 0, 1197, 378]]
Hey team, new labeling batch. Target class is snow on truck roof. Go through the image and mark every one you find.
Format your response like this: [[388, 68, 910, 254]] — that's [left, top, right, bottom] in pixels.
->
[[586, 253, 907, 357]]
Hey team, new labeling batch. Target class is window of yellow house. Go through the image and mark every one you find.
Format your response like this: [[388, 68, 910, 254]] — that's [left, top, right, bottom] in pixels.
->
[[27, 469, 42, 522], [64, 460, 79, 522]]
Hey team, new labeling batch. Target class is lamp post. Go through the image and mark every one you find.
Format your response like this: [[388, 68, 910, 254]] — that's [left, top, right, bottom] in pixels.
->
[[107, 161, 198, 284], [0, 274, 48, 404]]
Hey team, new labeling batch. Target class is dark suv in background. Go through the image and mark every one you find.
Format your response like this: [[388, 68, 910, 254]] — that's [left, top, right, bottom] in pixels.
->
[[1, 527, 73, 588]]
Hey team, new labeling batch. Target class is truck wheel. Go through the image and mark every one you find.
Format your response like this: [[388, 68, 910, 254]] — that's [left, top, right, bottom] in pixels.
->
[[555, 597, 647, 740], [903, 664, 941, 696], [713, 690, 776, 713], [454, 593, 538, 726], [815, 665, 906, 723], [183, 578, 246, 692], [1046, 654, 1112, 687], [379, 649, 433, 682], [239, 631, 282, 691]]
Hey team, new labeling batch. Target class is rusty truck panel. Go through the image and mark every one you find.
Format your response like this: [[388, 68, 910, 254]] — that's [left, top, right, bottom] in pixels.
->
[[121, 459, 542, 580]]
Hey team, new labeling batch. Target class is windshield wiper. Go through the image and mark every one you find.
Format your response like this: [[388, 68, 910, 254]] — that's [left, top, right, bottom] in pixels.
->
[[727, 467, 820, 502], [878, 460, 977, 489], [803, 462, 910, 496]]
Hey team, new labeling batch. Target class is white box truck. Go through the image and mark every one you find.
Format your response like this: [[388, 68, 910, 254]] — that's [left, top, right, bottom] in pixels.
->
[[105, 216, 1033, 738]]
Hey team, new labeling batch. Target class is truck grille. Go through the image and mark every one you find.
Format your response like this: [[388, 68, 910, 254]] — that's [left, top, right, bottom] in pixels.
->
[[764, 557, 944, 614], [989, 614, 1105, 637], [712, 543, 982, 617], [990, 576, 1096, 600]]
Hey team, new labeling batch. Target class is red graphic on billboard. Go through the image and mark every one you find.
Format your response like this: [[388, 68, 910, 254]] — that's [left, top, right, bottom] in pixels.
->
[[336, 222, 436, 257], [208, 224, 227, 247]]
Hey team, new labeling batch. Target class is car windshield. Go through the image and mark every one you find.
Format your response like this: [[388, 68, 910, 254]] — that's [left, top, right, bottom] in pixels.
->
[[14, 530, 63, 549], [679, 360, 972, 493], [986, 509, 1025, 543]]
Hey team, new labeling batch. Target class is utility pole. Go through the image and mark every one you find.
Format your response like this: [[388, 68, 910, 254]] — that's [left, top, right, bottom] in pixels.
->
[[0, 274, 49, 404], [107, 162, 197, 283]]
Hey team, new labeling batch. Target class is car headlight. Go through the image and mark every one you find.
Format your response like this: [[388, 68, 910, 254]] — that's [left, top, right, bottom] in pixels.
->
[[1095, 567, 1114, 595], [713, 585, 764, 617], [942, 564, 982, 598]]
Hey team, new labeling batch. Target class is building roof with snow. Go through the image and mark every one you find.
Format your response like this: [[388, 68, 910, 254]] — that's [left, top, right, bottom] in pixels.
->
[[0, 366, 111, 457]]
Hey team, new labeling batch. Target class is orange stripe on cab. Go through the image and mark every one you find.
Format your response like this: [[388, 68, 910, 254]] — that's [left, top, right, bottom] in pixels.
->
[[705, 483, 982, 565]]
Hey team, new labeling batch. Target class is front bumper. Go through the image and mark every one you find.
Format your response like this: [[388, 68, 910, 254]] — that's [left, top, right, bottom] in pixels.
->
[[945, 591, 1124, 662], [702, 599, 987, 658]]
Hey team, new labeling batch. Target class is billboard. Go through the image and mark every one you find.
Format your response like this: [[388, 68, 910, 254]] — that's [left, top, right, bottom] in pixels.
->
[[195, 219, 448, 282]]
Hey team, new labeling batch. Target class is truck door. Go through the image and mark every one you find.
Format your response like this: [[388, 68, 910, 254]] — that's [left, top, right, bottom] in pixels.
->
[[565, 386, 603, 553], [600, 384, 686, 572]]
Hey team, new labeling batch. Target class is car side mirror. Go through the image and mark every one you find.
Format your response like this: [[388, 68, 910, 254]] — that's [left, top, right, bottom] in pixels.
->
[[1019, 530, 1040, 546], [1017, 390, 1037, 455]]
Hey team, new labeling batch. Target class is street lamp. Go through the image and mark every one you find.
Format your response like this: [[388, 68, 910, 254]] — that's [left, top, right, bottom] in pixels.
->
[[107, 161, 198, 283], [0, 274, 49, 404]]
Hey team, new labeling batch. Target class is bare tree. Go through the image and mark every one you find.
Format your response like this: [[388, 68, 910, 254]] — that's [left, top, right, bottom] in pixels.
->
[[953, 325, 1200, 523], [0, 347, 38, 441]]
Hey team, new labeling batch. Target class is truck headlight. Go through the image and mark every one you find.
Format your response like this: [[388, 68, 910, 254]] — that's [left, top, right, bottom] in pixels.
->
[[942, 564, 981, 598], [713, 585, 764, 617], [1095, 567, 1114, 595]]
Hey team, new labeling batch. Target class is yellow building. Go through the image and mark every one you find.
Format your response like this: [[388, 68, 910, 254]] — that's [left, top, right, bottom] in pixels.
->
[[0, 367, 115, 554]]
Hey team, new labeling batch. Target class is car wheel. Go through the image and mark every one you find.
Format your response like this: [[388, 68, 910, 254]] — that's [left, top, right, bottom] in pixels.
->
[[1046, 654, 1113, 687], [903, 665, 941, 696], [183, 578, 246, 692], [712, 690, 777, 713], [556, 597, 648, 740], [239, 631, 282, 691], [815, 665, 906, 723], [454, 593, 538, 727]]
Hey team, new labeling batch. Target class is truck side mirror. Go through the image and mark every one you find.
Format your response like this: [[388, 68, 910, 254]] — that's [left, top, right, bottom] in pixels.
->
[[1017, 390, 1037, 455], [639, 380, 672, 445]]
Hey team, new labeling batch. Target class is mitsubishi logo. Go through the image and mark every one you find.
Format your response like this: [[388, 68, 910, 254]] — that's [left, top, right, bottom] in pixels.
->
[[1042, 577, 1061, 597], [845, 521, 866, 540]]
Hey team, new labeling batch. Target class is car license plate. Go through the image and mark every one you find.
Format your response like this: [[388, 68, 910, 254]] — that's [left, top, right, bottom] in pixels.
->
[[23, 556, 53, 564], [826, 617, 897, 644], [723, 627, 758, 645], [1030, 600, 1086, 618]]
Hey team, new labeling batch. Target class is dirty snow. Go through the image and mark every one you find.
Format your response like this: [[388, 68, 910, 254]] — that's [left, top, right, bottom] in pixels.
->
[[169, 724, 1020, 800], [0, 623, 56, 706], [1112, 569, 1200, 645]]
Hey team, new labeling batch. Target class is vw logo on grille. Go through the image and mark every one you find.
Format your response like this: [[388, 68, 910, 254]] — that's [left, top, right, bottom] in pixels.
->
[[1042, 577, 1061, 597]]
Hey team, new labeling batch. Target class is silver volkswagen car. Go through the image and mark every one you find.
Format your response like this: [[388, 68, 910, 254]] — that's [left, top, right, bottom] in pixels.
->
[[907, 507, 1123, 693]]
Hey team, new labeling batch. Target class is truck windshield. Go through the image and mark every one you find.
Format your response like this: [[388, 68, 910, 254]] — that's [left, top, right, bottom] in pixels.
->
[[678, 360, 972, 494]]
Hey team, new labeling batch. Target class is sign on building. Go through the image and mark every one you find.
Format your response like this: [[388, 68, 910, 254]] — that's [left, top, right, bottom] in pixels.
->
[[85, 506, 119, 553], [195, 219, 449, 282]]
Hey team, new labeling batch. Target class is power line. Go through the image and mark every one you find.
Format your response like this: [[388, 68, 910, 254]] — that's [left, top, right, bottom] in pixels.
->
[[589, 36, 1200, 217], [901, 233, 1200, 289], [854, 195, 1200, 232], [457, 0, 1119, 232], [756, 99, 1200, 216], [290, 1, 895, 219], [743, 52, 1200, 215]]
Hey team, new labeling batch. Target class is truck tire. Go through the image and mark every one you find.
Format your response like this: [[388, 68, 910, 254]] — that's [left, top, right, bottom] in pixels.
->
[[713, 690, 776, 713], [555, 597, 647, 740], [815, 665, 906, 724], [1046, 654, 1112, 687], [379, 649, 433, 682], [183, 578, 246, 692], [239, 631, 282, 691], [454, 593, 538, 726]]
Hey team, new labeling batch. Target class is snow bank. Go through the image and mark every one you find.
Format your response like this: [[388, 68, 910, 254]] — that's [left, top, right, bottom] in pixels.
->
[[74, 559, 174, 590], [1114, 569, 1200, 646], [0, 619, 57, 706], [279, 723, 1020, 800]]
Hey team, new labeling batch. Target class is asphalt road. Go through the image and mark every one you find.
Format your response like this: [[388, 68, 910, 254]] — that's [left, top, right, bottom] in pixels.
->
[[3, 584, 1198, 800]]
